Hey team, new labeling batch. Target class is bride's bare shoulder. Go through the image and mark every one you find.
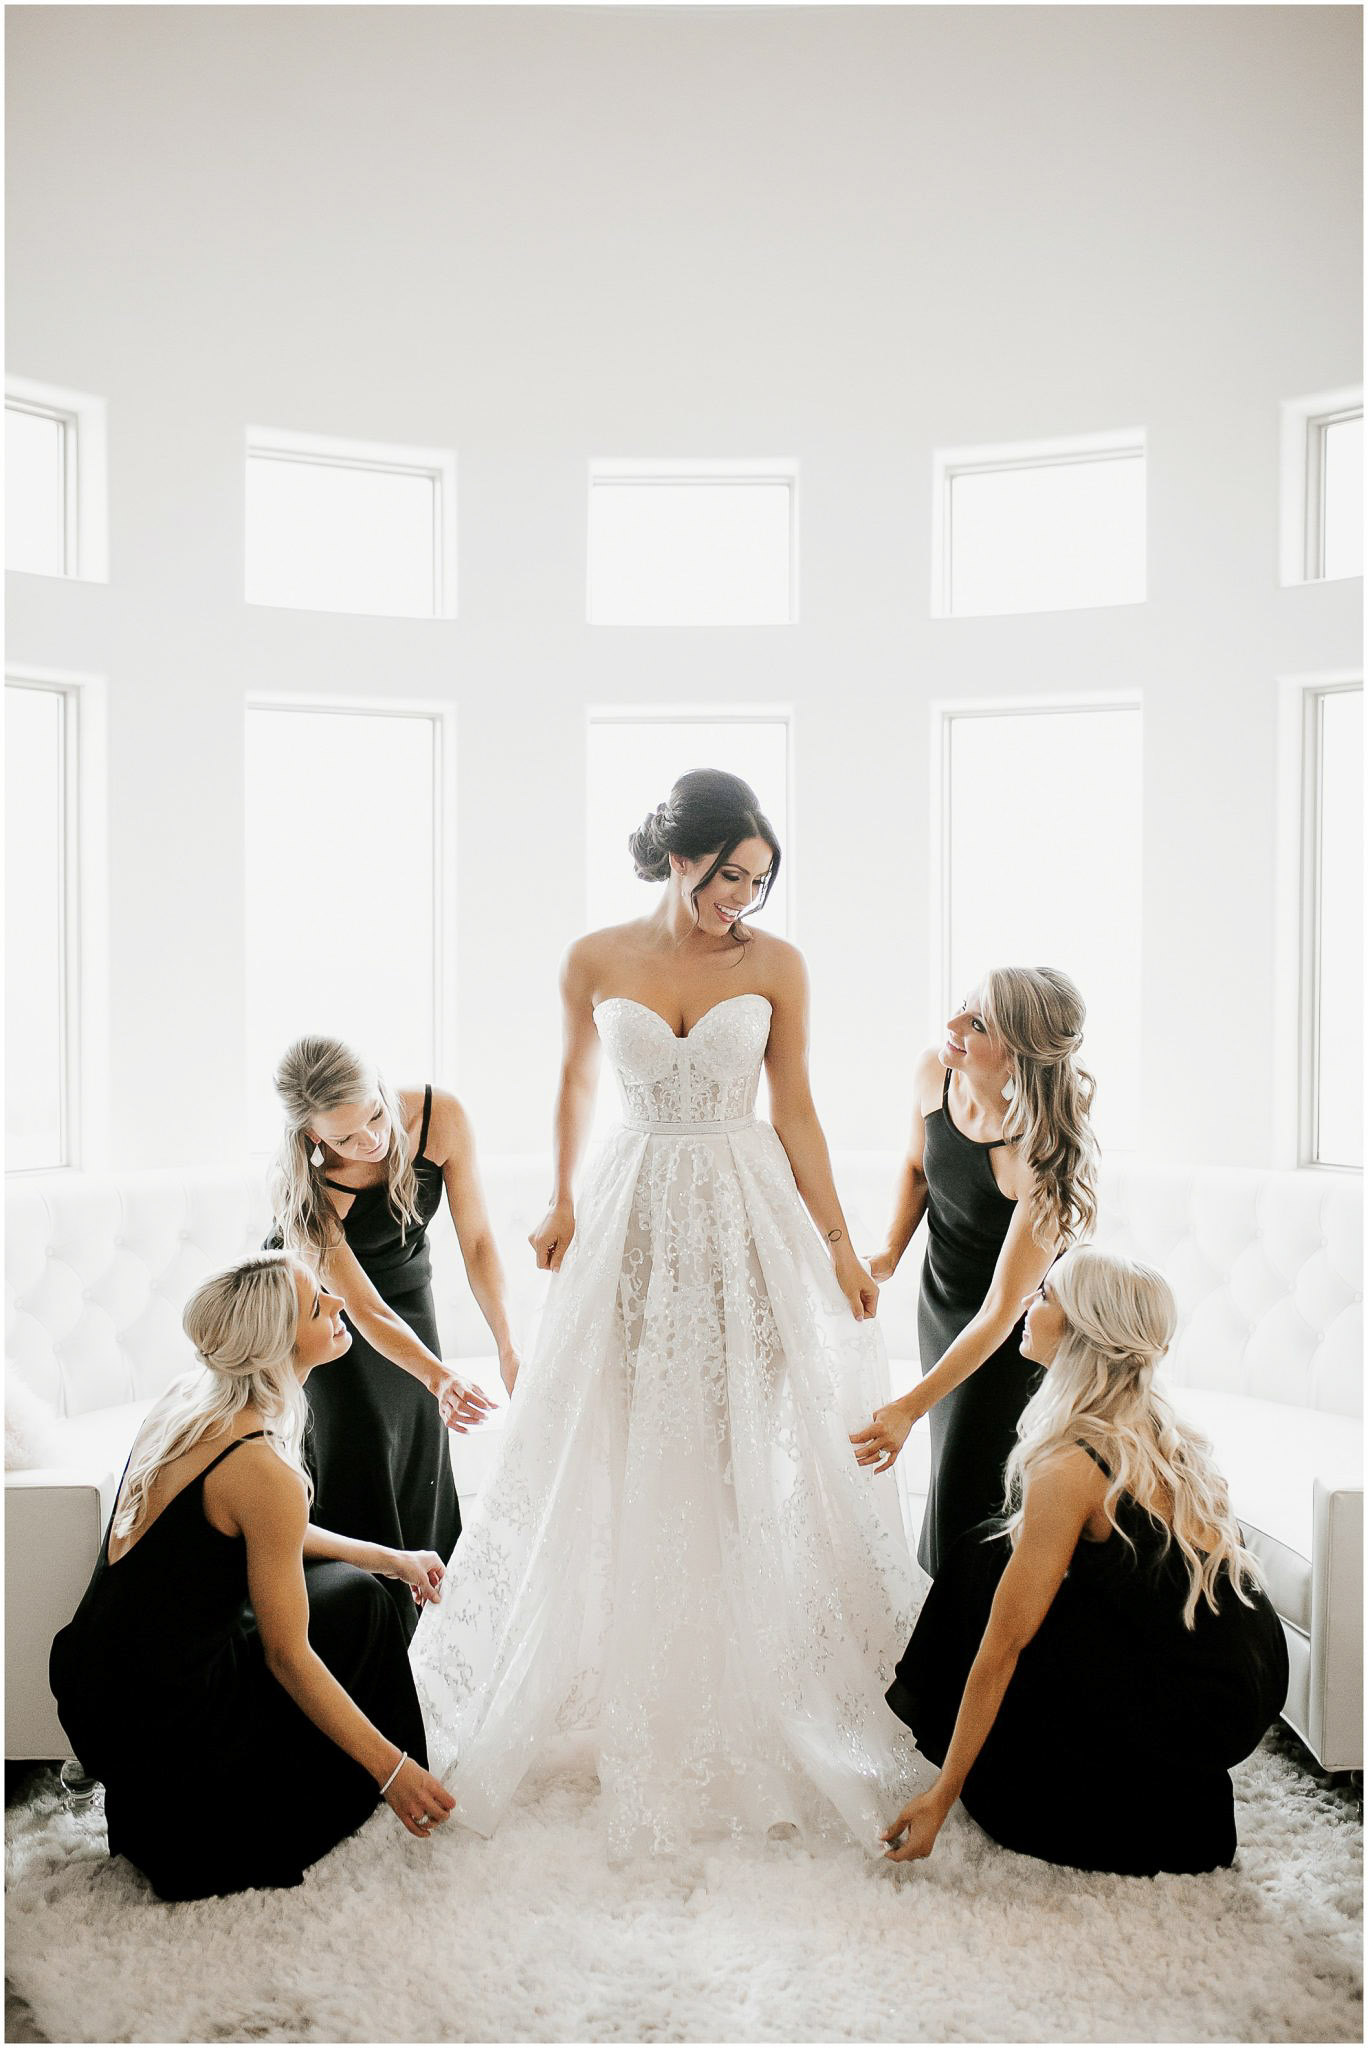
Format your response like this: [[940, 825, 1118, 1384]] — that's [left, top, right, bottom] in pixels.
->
[[563, 923, 651, 996], [750, 930, 804, 992]]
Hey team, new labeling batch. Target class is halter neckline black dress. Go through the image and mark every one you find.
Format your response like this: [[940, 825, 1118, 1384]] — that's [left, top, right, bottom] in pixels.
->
[[301, 1084, 461, 1638], [917, 1065, 1038, 1575], [49, 1432, 428, 1901], [887, 1452, 1290, 1875]]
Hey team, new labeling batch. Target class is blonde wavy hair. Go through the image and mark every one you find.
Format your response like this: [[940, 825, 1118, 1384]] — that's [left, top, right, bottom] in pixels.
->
[[980, 965, 1099, 1250], [1004, 1246, 1264, 1628], [114, 1253, 312, 1542], [271, 1035, 421, 1265]]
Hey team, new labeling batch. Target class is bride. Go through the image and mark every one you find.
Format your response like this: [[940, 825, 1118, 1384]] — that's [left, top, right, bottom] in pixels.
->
[[411, 769, 922, 1857]]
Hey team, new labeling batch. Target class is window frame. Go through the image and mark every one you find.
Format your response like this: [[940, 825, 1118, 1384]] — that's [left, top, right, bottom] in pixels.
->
[[242, 694, 457, 1145], [244, 426, 458, 620], [586, 460, 800, 626], [3, 670, 106, 1172], [930, 428, 1147, 620], [5, 376, 109, 583], [584, 703, 796, 933], [1279, 387, 1364, 586], [1278, 673, 1363, 1170]]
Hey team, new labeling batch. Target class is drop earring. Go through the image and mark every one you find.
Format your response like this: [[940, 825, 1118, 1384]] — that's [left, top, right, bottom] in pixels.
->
[[310, 1142, 324, 1167], [1001, 1075, 1016, 1103]]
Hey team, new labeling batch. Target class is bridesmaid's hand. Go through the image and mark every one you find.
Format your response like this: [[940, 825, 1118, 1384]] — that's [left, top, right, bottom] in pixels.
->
[[433, 1371, 496, 1434], [498, 1345, 521, 1397], [850, 1396, 916, 1472], [833, 1246, 878, 1322], [881, 1785, 952, 1863], [530, 1200, 575, 1272], [867, 1248, 898, 1284], [383, 1548, 446, 1609], [382, 1755, 455, 1840]]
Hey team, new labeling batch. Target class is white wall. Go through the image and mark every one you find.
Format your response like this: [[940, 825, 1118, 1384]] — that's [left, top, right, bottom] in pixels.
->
[[6, 4, 1361, 1170]]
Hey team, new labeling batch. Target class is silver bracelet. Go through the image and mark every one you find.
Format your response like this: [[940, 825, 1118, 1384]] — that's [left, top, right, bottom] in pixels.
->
[[379, 1751, 407, 1797]]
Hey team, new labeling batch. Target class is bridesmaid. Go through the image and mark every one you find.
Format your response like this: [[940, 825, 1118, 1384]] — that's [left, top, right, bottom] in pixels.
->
[[271, 1036, 519, 1636], [882, 1247, 1289, 1875], [851, 967, 1098, 1574], [50, 1252, 455, 1901]]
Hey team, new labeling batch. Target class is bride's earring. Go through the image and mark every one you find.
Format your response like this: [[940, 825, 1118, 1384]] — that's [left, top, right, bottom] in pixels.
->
[[310, 1141, 324, 1167]]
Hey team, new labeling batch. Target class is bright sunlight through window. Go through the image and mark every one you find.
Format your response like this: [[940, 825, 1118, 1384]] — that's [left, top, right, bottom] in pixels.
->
[[943, 703, 1142, 1149], [245, 706, 441, 1150]]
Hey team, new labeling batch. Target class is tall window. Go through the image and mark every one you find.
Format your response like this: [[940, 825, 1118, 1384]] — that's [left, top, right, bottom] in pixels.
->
[[1281, 390, 1364, 585], [6, 682, 74, 1168], [940, 702, 1142, 1149], [933, 433, 1146, 618], [245, 429, 456, 619], [588, 465, 796, 624], [245, 705, 446, 1151], [1308, 685, 1362, 1167], [5, 378, 108, 581]]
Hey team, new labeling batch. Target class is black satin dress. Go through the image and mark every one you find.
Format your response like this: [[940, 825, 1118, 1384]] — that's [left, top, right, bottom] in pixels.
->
[[294, 1087, 461, 1640], [887, 1472, 1290, 1876], [917, 1065, 1038, 1576], [49, 1434, 427, 1902]]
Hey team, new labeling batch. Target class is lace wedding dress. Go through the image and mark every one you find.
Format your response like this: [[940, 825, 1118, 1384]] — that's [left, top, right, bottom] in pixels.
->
[[411, 993, 924, 1857]]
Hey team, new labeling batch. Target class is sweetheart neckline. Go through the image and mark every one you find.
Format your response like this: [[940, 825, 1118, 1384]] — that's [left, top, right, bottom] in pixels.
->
[[593, 992, 773, 1043]]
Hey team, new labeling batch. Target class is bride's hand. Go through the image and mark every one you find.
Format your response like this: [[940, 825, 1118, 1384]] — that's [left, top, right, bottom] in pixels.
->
[[833, 1246, 878, 1322], [850, 1397, 915, 1471], [530, 1200, 575, 1272]]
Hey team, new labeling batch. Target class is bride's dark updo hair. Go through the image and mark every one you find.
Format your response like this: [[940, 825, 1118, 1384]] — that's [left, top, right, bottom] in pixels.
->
[[628, 768, 781, 943]]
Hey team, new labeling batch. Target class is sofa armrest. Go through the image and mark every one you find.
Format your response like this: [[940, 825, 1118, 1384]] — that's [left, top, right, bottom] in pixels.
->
[[4, 1473, 110, 1760], [1306, 1479, 1363, 1774]]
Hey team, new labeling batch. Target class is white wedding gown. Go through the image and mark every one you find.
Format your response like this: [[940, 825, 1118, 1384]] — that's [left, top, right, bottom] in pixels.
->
[[411, 993, 924, 1857]]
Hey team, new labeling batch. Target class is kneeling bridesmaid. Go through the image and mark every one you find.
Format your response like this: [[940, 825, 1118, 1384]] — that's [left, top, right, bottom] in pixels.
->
[[49, 1252, 454, 1901], [883, 1246, 1289, 1877]]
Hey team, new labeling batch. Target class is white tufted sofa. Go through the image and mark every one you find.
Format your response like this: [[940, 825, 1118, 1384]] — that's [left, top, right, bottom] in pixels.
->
[[6, 1154, 1362, 1770]]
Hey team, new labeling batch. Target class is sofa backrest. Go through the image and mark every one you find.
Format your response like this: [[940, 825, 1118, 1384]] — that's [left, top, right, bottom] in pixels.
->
[[6, 1168, 275, 1420], [6, 1151, 1362, 1423], [831, 1152, 1362, 1421], [3, 1159, 555, 1422], [1095, 1155, 1361, 1418]]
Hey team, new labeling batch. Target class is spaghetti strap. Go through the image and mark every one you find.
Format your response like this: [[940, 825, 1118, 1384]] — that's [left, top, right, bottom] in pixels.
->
[[417, 1083, 434, 1162], [1076, 1439, 1112, 1476], [942, 1067, 1011, 1149], [199, 1430, 267, 1482]]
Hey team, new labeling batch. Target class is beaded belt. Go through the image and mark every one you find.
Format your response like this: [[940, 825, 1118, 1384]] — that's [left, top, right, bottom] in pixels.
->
[[621, 1115, 759, 1137]]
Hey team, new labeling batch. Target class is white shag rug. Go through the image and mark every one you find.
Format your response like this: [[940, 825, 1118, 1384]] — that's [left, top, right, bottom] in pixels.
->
[[5, 1729, 1361, 2045]]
